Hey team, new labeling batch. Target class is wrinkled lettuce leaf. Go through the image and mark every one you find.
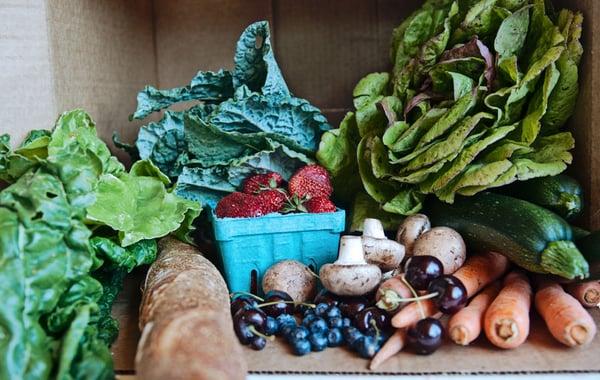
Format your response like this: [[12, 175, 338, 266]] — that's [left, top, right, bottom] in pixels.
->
[[318, 0, 582, 215], [126, 21, 330, 207], [86, 160, 201, 247], [131, 70, 233, 120]]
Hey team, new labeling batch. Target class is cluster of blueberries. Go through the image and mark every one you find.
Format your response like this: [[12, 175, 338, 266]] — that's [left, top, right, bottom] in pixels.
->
[[230, 289, 390, 358], [277, 302, 387, 357]]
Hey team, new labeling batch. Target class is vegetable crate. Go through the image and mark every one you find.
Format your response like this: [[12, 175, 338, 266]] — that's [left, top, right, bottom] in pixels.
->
[[211, 210, 346, 294]]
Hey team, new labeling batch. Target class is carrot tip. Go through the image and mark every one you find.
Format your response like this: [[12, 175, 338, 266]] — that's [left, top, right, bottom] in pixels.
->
[[583, 289, 600, 305], [450, 326, 470, 346], [570, 325, 590, 346], [495, 319, 519, 342]]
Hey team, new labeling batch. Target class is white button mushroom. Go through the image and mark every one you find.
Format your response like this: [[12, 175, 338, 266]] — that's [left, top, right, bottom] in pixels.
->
[[320, 235, 382, 296], [412, 226, 466, 274], [396, 214, 431, 257], [362, 218, 405, 272]]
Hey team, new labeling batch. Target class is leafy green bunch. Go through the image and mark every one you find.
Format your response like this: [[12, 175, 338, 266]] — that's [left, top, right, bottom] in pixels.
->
[[124, 21, 331, 207], [0, 110, 200, 380], [317, 0, 583, 226]]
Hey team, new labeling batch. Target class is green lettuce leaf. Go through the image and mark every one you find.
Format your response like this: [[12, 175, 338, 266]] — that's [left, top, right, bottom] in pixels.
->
[[86, 160, 201, 246], [317, 112, 362, 204], [494, 5, 531, 59]]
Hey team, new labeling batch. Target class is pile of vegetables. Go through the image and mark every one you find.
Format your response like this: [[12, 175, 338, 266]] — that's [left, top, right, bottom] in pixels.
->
[[317, 0, 583, 217], [123, 21, 330, 207], [0, 110, 200, 379]]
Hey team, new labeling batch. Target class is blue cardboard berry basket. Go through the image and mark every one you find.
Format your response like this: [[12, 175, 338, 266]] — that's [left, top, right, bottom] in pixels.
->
[[210, 209, 346, 294]]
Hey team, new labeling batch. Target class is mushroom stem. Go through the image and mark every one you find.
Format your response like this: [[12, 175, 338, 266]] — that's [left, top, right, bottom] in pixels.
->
[[363, 218, 386, 239], [336, 236, 367, 265]]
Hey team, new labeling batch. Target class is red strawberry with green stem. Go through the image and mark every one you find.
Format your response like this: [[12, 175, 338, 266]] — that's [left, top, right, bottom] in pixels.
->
[[288, 165, 333, 199], [257, 189, 288, 214], [304, 197, 336, 213], [216, 192, 265, 218], [243, 172, 284, 194]]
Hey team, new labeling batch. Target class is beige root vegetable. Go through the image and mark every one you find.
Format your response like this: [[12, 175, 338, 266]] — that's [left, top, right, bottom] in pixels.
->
[[320, 235, 382, 296], [396, 214, 431, 256], [262, 259, 317, 303], [362, 218, 405, 271], [136, 237, 247, 380], [412, 227, 466, 274], [565, 281, 600, 308]]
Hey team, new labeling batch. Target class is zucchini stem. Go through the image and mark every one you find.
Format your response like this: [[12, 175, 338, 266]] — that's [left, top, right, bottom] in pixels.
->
[[541, 240, 589, 280]]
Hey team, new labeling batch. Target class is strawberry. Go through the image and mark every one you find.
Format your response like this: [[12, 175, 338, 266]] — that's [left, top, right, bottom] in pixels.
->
[[216, 192, 264, 218], [242, 172, 284, 194], [304, 196, 336, 213], [257, 189, 288, 214], [288, 165, 333, 199]]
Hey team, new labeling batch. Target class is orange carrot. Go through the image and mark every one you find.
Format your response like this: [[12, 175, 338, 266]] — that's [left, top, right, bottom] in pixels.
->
[[391, 299, 438, 328], [369, 329, 407, 370], [391, 251, 509, 329], [484, 270, 531, 349], [375, 276, 413, 312], [565, 281, 600, 308], [454, 251, 510, 297], [535, 280, 597, 347], [448, 281, 501, 345]]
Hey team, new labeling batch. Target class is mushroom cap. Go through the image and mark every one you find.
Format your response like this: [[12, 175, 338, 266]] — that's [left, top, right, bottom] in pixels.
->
[[261, 260, 317, 303], [396, 213, 431, 256], [319, 263, 382, 296], [363, 237, 405, 272]]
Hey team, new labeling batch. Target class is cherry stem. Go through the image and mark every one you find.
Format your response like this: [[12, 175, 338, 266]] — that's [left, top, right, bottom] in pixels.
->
[[230, 291, 264, 302], [248, 325, 275, 341], [369, 318, 381, 342], [306, 267, 320, 279], [257, 300, 316, 308], [400, 275, 426, 320]]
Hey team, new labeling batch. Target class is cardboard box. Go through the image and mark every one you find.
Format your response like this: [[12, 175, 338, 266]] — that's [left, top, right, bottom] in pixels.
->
[[1, 0, 599, 376]]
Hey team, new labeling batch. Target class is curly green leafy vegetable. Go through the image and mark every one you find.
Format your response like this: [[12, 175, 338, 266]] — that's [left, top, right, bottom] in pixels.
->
[[126, 21, 330, 208], [318, 0, 583, 218], [0, 110, 199, 380]]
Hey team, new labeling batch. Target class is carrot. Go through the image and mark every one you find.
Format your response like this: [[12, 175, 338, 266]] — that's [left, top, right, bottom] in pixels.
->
[[484, 270, 531, 349], [454, 251, 510, 297], [565, 281, 600, 308], [391, 299, 439, 328], [369, 329, 407, 370], [535, 280, 597, 347], [375, 276, 413, 312], [448, 281, 501, 345]]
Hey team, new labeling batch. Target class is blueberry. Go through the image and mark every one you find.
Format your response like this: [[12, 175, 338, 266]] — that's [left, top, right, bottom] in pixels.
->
[[309, 334, 328, 352], [308, 318, 329, 335], [353, 335, 378, 358], [265, 316, 279, 336], [289, 326, 310, 342], [342, 326, 363, 346], [276, 314, 296, 328], [328, 316, 343, 329], [302, 313, 317, 327], [250, 336, 267, 350], [327, 328, 343, 347], [292, 339, 311, 356], [342, 318, 352, 328], [297, 304, 312, 316], [326, 306, 342, 319], [280, 324, 296, 339], [314, 303, 329, 317]]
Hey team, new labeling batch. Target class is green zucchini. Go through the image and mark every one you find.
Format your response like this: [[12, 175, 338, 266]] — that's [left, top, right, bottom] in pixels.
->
[[575, 231, 600, 281], [571, 225, 590, 240], [426, 192, 589, 280], [502, 174, 583, 221]]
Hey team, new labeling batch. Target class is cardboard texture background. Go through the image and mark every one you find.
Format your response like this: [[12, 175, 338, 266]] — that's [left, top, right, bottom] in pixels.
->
[[1, 0, 599, 375]]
